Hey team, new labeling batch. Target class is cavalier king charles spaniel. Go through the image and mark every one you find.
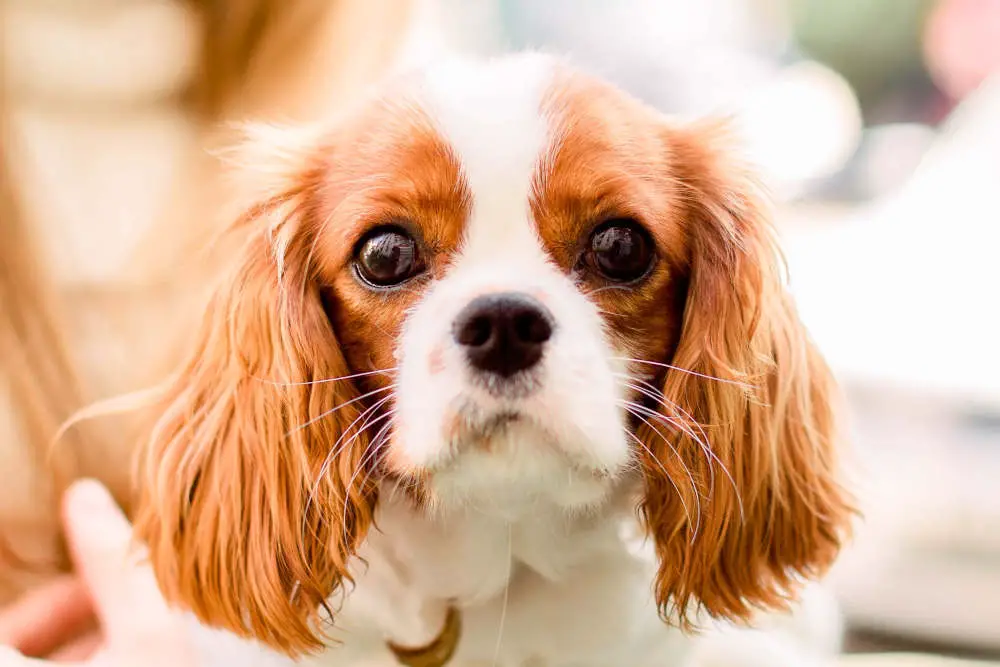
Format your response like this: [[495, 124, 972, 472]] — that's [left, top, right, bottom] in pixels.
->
[[132, 54, 854, 667]]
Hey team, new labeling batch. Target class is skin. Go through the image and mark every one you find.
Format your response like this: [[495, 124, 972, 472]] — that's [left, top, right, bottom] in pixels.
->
[[0, 481, 195, 667]]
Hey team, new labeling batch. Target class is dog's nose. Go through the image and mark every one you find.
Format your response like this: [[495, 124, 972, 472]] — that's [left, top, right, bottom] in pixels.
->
[[453, 292, 554, 377]]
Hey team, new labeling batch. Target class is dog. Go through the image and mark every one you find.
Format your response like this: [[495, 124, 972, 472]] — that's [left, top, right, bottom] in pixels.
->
[[132, 53, 855, 666]]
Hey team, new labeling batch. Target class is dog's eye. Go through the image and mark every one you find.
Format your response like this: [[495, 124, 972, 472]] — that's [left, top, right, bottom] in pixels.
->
[[355, 226, 424, 287], [586, 219, 654, 282]]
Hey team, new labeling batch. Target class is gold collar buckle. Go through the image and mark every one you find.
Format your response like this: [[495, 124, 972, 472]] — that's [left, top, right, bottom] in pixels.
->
[[386, 606, 462, 667]]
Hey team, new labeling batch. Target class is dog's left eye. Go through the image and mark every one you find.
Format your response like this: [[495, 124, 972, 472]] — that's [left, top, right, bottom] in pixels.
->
[[585, 219, 655, 282], [355, 226, 424, 287]]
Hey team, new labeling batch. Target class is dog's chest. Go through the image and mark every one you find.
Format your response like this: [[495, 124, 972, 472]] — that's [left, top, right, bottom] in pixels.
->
[[370, 497, 616, 602], [319, 498, 694, 667]]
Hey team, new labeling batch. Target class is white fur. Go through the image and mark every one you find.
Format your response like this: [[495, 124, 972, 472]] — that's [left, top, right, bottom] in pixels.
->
[[245, 56, 843, 667], [395, 55, 630, 506]]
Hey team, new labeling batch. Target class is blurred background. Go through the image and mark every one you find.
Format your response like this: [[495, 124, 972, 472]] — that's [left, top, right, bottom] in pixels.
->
[[2, 0, 998, 663]]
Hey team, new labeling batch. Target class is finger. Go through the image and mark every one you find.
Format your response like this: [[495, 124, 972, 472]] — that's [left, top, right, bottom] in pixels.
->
[[60, 480, 173, 642], [0, 577, 95, 657], [0, 645, 77, 666], [48, 631, 101, 663]]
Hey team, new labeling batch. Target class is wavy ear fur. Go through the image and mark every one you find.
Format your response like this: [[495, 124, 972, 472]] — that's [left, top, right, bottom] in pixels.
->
[[639, 121, 855, 627], [133, 130, 376, 656]]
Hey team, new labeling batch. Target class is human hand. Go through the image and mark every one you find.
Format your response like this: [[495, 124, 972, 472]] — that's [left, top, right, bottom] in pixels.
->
[[0, 480, 197, 666]]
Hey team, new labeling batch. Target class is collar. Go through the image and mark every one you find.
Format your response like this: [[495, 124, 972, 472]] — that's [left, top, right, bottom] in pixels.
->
[[385, 606, 462, 667]]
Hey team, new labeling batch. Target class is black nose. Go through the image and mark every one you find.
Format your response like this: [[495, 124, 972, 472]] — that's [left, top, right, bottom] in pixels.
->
[[452, 292, 554, 377]]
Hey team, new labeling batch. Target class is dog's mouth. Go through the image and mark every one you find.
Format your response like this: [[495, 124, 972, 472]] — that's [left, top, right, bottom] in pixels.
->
[[458, 410, 523, 451], [480, 410, 521, 433]]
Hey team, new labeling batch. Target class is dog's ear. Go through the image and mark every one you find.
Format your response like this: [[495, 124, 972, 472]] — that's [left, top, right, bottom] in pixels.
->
[[133, 127, 377, 656], [637, 120, 855, 626]]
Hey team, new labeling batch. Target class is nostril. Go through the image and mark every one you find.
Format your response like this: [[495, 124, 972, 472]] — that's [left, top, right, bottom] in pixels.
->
[[452, 292, 555, 378], [456, 314, 493, 348], [513, 310, 552, 344]]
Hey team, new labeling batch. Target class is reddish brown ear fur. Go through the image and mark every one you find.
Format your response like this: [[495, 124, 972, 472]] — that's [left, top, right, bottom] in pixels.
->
[[638, 121, 855, 626], [132, 144, 376, 656]]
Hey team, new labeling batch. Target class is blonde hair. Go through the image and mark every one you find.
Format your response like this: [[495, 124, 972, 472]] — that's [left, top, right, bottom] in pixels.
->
[[1, 0, 413, 590], [0, 118, 82, 577]]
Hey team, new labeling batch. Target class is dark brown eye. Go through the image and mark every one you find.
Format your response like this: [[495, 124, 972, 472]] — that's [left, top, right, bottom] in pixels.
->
[[355, 226, 423, 287], [586, 219, 655, 282]]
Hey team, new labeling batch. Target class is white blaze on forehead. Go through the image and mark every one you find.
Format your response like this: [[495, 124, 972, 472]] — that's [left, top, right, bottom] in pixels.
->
[[392, 56, 631, 482], [418, 54, 556, 260]]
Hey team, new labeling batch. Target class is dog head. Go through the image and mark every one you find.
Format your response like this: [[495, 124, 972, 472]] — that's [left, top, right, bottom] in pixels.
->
[[133, 54, 853, 655]]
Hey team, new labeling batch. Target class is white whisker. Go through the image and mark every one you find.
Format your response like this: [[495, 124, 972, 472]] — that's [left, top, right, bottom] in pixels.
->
[[492, 523, 513, 667], [257, 367, 397, 388], [618, 383, 745, 523], [385, 476, 407, 507], [287, 384, 393, 436], [612, 357, 751, 388], [583, 284, 634, 298], [340, 412, 396, 546], [624, 430, 694, 533], [621, 402, 701, 541], [616, 376, 720, 501], [302, 395, 394, 541]]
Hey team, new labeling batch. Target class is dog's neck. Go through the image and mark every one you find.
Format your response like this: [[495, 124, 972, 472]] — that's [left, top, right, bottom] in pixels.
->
[[333, 477, 638, 654], [378, 477, 632, 577]]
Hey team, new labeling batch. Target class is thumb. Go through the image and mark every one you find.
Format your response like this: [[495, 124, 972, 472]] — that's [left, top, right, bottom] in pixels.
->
[[0, 646, 71, 666], [60, 480, 175, 648]]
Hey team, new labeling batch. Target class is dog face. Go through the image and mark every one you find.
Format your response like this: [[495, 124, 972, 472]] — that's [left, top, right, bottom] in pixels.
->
[[133, 54, 853, 655]]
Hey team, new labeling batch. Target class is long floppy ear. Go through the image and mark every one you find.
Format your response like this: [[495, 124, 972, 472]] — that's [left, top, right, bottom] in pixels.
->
[[638, 121, 855, 627], [133, 129, 377, 656]]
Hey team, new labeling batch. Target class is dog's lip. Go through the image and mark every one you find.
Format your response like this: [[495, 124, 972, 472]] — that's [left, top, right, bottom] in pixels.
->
[[468, 368, 543, 400], [459, 410, 524, 447], [433, 404, 534, 458], [424, 406, 619, 480], [483, 410, 521, 428]]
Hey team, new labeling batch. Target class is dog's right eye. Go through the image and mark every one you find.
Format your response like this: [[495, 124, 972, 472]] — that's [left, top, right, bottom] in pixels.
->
[[354, 226, 424, 287]]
